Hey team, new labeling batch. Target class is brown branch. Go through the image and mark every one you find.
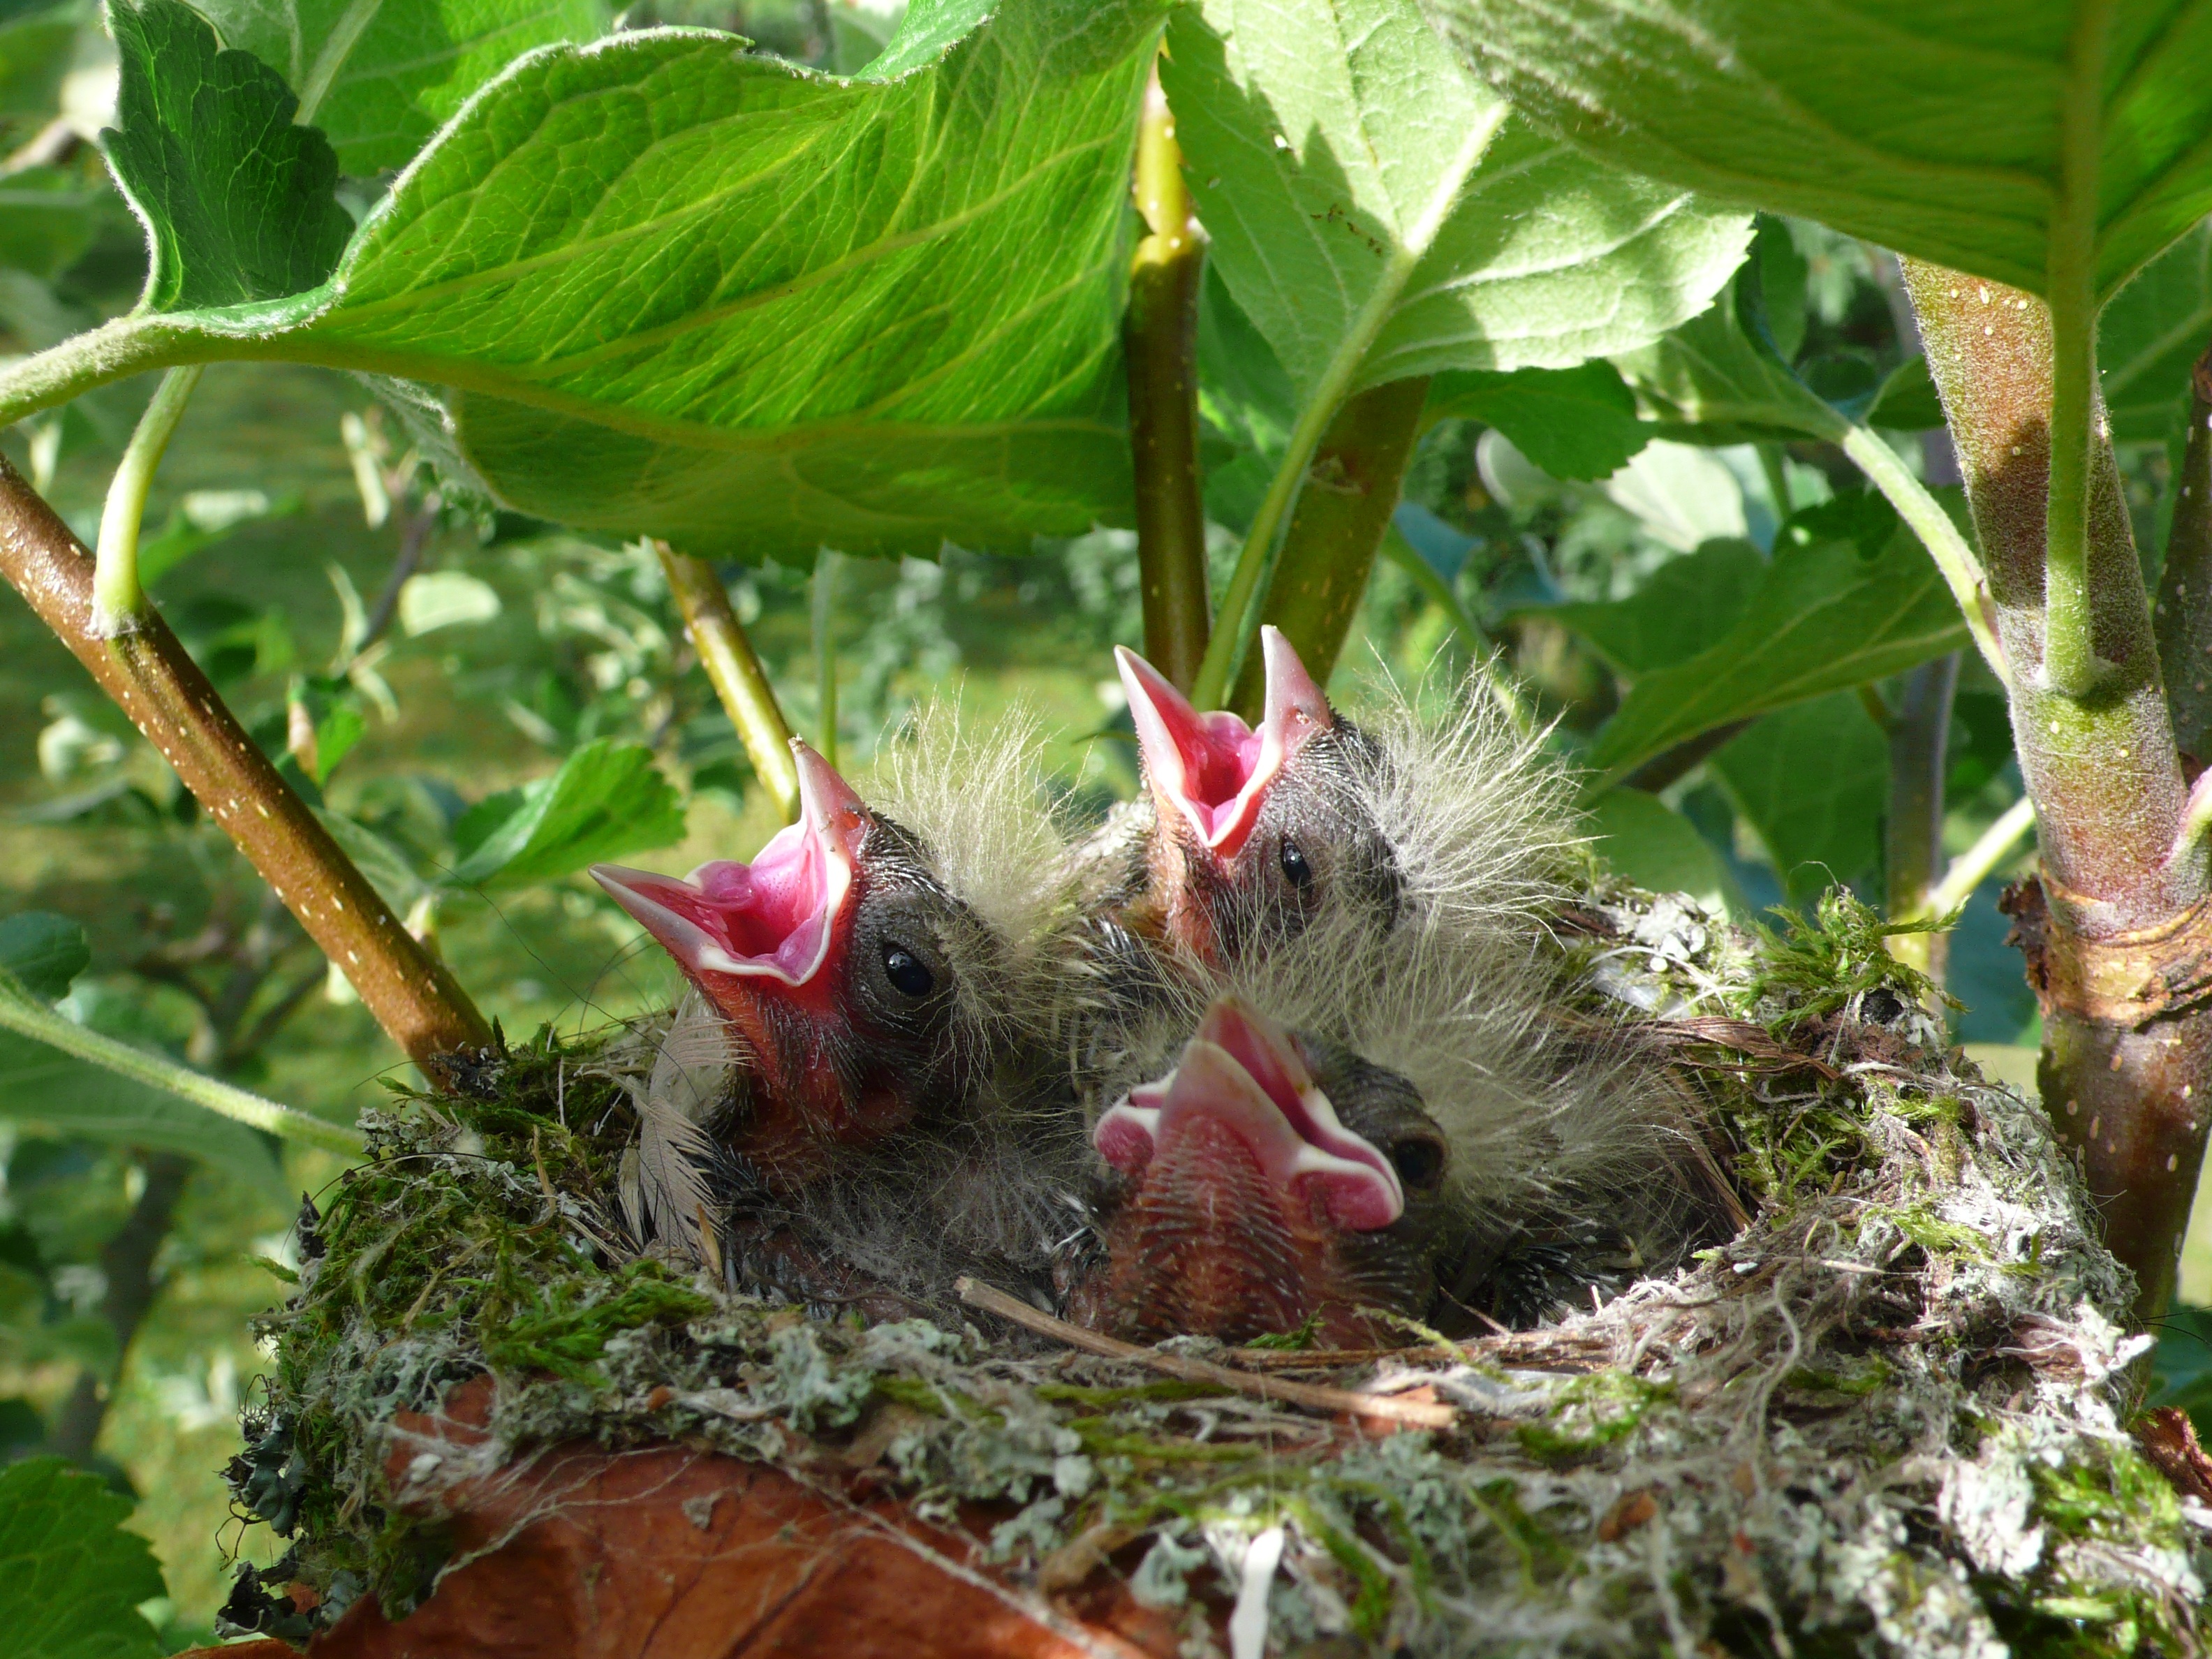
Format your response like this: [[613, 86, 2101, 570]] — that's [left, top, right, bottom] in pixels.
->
[[954, 1277, 1457, 1427], [1228, 376, 1430, 719], [1125, 64, 1211, 693], [0, 454, 490, 1072]]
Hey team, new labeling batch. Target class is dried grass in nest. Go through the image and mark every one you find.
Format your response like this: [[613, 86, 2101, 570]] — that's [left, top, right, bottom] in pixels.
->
[[221, 891, 2208, 1657]]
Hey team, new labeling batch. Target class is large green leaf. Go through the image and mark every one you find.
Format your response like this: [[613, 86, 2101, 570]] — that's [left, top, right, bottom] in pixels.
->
[[265, 0, 1163, 559], [0, 1458, 164, 1659], [1425, 361, 1650, 480], [450, 738, 685, 888], [1710, 693, 1888, 904], [1533, 537, 1766, 676], [1160, 0, 1750, 405], [103, 0, 353, 311], [195, 0, 610, 174], [2100, 219, 2212, 447], [1424, 0, 2212, 304], [1587, 523, 1970, 779]]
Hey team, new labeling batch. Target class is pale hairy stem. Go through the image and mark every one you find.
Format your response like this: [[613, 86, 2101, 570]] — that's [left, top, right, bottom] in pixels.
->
[[1125, 63, 1211, 693], [1905, 257, 2206, 1318], [657, 543, 799, 823], [0, 990, 363, 1153], [2154, 345, 2212, 764], [0, 455, 491, 1071], [1190, 105, 1509, 709], [92, 364, 202, 633], [1837, 425, 2009, 687]]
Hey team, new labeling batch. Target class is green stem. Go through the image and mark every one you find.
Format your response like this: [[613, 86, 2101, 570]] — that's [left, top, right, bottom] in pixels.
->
[[1125, 61, 1211, 693], [1188, 105, 1508, 710], [1838, 424, 2009, 688], [1228, 376, 1429, 718], [656, 543, 799, 823], [0, 990, 362, 1153], [0, 313, 202, 432], [1919, 794, 2038, 921], [91, 364, 201, 634], [813, 548, 839, 769], [2155, 344, 2212, 763], [1756, 441, 1794, 521]]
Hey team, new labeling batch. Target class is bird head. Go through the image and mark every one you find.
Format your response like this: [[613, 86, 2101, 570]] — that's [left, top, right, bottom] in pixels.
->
[[1076, 996, 1452, 1347], [1115, 629, 1394, 965], [592, 742, 998, 1184]]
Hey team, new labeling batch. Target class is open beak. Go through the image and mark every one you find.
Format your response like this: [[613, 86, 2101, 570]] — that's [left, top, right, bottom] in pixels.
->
[[591, 739, 869, 992], [1094, 996, 1403, 1230], [1114, 627, 1333, 860]]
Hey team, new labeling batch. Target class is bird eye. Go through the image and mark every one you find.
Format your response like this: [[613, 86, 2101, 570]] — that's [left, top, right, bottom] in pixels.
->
[[1279, 838, 1313, 889], [881, 943, 935, 999], [1389, 1135, 1445, 1190]]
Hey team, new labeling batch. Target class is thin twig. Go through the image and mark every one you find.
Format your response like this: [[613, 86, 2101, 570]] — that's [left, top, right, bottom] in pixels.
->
[[954, 1278, 1457, 1428]]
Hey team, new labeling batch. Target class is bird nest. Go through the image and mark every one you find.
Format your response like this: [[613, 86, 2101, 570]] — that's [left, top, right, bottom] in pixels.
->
[[217, 889, 2207, 1658]]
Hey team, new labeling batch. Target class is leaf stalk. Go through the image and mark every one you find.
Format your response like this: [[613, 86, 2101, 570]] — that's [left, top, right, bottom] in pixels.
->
[[657, 543, 799, 823], [0, 989, 364, 1153], [1125, 63, 1211, 692], [91, 364, 202, 634]]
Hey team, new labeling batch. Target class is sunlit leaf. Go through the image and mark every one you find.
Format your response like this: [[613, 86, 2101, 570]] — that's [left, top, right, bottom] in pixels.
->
[[398, 570, 501, 636], [0, 1457, 164, 1659], [1425, 0, 2212, 303], [103, 0, 352, 311], [1162, 0, 1751, 403], [195, 0, 611, 173], [450, 739, 685, 887]]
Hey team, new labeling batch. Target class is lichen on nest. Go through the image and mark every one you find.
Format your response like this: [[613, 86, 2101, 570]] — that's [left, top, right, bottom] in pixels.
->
[[221, 890, 2207, 1656]]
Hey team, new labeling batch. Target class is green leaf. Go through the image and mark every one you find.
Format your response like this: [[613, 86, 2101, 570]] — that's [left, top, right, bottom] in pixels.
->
[[1161, 0, 1751, 404], [397, 569, 501, 635], [2099, 218, 2212, 447], [1588, 521, 1971, 779], [1615, 255, 1847, 446], [1423, 0, 2212, 304], [0, 913, 88, 1000], [1585, 788, 1743, 917], [195, 0, 612, 174], [1425, 362, 1650, 480], [1709, 693, 1888, 904], [103, 0, 353, 311], [449, 738, 685, 888], [1532, 537, 1766, 676], [267, 0, 1165, 560], [0, 1457, 164, 1659]]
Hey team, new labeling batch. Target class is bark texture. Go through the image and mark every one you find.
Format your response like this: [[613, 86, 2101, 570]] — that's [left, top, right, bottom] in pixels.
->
[[0, 454, 490, 1071]]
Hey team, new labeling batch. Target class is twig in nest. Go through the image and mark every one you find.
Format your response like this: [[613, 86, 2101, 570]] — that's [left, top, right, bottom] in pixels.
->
[[954, 1278, 1457, 1429]]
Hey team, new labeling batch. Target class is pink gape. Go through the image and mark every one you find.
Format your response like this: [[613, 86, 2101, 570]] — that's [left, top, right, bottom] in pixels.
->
[[591, 742, 865, 996], [1094, 997, 1404, 1232], [1115, 626, 1333, 860]]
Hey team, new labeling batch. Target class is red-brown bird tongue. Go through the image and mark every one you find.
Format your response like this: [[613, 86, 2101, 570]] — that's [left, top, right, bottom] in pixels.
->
[[1114, 627, 1333, 860], [1094, 997, 1403, 1231], [590, 741, 867, 996]]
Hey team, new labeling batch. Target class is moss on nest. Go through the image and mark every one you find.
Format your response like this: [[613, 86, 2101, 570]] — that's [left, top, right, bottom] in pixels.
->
[[223, 891, 2206, 1656]]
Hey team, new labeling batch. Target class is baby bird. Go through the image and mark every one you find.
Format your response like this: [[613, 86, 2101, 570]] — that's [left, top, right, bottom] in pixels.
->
[[592, 732, 1061, 1190], [1070, 996, 1452, 1347]]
